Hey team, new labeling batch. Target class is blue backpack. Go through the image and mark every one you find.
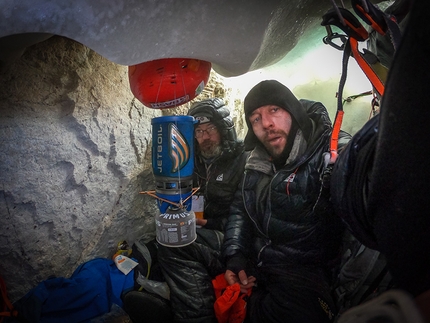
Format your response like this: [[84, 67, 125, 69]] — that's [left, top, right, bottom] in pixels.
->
[[12, 258, 134, 323]]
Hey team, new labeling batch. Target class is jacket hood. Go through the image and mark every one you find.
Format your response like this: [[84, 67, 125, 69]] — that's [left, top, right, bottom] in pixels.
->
[[188, 98, 240, 153]]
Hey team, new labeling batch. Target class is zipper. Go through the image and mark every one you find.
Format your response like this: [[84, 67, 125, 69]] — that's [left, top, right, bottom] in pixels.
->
[[242, 170, 272, 266], [242, 171, 266, 238]]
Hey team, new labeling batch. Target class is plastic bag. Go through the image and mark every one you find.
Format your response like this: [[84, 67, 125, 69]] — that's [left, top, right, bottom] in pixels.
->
[[136, 272, 170, 300]]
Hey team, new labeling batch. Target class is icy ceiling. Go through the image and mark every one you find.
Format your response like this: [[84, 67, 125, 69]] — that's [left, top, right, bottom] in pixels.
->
[[0, 0, 406, 78], [0, 0, 364, 77]]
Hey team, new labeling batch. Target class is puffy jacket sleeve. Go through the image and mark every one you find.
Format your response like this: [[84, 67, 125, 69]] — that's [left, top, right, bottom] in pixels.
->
[[221, 171, 254, 267]]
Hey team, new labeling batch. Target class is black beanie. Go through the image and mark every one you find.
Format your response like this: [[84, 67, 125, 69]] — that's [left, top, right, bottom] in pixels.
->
[[243, 80, 312, 150]]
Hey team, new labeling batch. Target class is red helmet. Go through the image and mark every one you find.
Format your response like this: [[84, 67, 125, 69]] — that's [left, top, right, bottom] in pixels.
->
[[129, 58, 212, 109]]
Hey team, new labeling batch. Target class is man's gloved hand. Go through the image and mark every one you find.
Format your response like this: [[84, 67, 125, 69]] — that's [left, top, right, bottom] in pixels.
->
[[225, 254, 256, 293], [226, 254, 247, 274], [224, 269, 256, 294]]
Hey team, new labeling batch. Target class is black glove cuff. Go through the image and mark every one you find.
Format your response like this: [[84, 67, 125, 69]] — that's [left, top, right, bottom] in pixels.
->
[[226, 254, 247, 274]]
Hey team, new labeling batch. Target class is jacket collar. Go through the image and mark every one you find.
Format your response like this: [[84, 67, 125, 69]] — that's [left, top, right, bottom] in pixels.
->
[[245, 129, 307, 174]]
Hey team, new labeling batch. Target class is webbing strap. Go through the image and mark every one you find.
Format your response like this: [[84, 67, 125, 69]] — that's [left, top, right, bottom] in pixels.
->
[[330, 34, 384, 164], [330, 110, 345, 164], [352, 0, 402, 50], [353, 2, 386, 35], [329, 37, 351, 164], [349, 37, 385, 97]]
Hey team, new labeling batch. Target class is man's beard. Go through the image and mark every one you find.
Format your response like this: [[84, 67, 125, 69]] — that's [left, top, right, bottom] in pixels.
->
[[262, 124, 298, 168], [199, 140, 222, 159], [262, 130, 288, 160]]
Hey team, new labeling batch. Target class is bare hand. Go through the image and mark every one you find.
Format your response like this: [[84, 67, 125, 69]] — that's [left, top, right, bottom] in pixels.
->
[[225, 269, 256, 294]]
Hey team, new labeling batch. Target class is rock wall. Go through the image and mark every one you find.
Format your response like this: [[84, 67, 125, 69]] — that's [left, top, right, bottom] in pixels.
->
[[0, 36, 238, 301]]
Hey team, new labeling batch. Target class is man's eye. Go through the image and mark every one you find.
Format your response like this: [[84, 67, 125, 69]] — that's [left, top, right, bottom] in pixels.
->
[[251, 117, 260, 124]]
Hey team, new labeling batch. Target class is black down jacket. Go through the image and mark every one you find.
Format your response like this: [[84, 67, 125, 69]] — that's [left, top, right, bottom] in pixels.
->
[[193, 141, 248, 232], [222, 100, 351, 271], [188, 97, 249, 232]]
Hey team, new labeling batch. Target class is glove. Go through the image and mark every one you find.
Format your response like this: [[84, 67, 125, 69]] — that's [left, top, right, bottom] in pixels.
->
[[226, 253, 248, 275]]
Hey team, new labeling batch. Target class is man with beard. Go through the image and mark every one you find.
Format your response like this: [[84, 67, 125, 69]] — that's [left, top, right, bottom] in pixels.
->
[[222, 80, 351, 323], [157, 98, 249, 323]]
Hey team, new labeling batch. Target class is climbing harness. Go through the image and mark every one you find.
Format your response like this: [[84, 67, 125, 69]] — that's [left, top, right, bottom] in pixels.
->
[[321, 0, 402, 164]]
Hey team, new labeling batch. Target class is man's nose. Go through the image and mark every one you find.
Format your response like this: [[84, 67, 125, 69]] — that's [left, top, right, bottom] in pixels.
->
[[261, 116, 273, 129]]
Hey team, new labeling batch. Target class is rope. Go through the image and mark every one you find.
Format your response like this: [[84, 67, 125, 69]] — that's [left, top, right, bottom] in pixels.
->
[[139, 187, 200, 209]]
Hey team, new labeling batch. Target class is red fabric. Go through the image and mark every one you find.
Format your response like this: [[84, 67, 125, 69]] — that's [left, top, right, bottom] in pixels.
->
[[212, 274, 252, 323]]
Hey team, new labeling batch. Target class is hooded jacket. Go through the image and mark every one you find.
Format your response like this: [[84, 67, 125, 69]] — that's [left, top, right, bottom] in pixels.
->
[[188, 98, 248, 232], [222, 97, 351, 274]]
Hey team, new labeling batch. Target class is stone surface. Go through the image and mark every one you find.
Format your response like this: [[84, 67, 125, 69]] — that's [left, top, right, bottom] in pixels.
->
[[0, 36, 242, 300], [0, 36, 237, 301]]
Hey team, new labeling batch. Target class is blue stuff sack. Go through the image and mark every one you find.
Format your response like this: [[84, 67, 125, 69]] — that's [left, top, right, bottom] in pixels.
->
[[13, 258, 134, 323]]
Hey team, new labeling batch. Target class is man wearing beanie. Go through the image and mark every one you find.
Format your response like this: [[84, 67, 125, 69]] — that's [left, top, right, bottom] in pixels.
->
[[157, 98, 249, 323], [222, 80, 351, 322]]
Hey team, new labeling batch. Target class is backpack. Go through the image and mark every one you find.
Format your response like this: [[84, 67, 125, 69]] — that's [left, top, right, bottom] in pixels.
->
[[131, 238, 164, 283], [332, 230, 395, 321], [328, 113, 395, 318], [130, 238, 170, 300]]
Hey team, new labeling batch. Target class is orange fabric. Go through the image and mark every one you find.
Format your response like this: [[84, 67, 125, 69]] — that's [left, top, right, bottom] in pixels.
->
[[212, 274, 252, 323]]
